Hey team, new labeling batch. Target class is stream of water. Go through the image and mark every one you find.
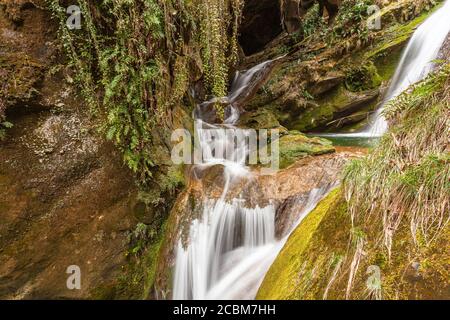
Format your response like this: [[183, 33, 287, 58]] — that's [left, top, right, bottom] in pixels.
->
[[174, 60, 277, 300]]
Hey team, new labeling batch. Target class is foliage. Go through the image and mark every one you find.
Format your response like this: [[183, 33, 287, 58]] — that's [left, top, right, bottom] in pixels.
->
[[128, 222, 158, 256], [331, 0, 374, 40], [122, 219, 168, 299], [301, 3, 327, 38], [196, 0, 243, 119], [259, 66, 449, 300], [344, 61, 382, 91], [159, 165, 185, 194], [47, 0, 243, 182]]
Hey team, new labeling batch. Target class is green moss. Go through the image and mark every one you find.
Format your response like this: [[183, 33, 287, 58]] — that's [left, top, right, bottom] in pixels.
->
[[288, 82, 379, 132], [257, 188, 344, 300], [278, 131, 335, 168], [141, 221, 167, 298], [374, 48, 402, 82], [344, 62, 382, 92], [289, 104, 336, 132], [159, 165, 185, 194], [47, 0, 244, 183], [256, 179, 449, 299], [366, 7, 440, 60], [238, 108, 282, 130]]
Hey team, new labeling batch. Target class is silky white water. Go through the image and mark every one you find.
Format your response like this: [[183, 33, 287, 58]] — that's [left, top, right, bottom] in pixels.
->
[[173, 60, 275, 300], [173, 59, 336, 300], [201, 185, 334, 300], [173, 199, 276, 300], [173, 186, 334, 300], [192, 60, 275, 179], [321, 1, 450, 138], [172, 3, 450, 299]]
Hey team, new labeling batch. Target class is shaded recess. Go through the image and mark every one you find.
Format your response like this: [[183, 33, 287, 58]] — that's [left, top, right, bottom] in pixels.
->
[[239, 0, 282, 56]]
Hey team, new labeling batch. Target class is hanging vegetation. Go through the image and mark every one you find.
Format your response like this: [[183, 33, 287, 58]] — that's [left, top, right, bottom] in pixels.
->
[[47, 0, 243, 182]]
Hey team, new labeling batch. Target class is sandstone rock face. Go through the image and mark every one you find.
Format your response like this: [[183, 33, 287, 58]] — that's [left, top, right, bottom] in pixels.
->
[[0, 115, 137, 299], [0, 0, 140, 299]]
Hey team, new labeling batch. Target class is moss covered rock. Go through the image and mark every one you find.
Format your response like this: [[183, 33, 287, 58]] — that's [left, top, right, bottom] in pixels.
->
[[344, 62, 382, 92], [278, 131, 335, 168], [258, 187, 449, 300], [257, 188, 346, 300], [288, 85, 379, 131], [238, 108, 284, 130], [258, 64, 450, 301]]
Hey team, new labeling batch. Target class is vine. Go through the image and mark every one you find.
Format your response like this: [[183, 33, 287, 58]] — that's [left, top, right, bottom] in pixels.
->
[[196, 0, 243, 119], [47, 0, 243, 183]]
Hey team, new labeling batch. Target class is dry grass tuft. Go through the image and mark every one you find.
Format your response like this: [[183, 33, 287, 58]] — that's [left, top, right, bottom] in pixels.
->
[[344, 64, 450, 259]]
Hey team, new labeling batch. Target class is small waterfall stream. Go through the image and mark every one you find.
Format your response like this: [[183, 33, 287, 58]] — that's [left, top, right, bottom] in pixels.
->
[[172, 59, 337, 300], [321, 0, 450, 138], [173, 185, 334, 300], [173, 60, 276, 300], [197, 186, 334, 300]]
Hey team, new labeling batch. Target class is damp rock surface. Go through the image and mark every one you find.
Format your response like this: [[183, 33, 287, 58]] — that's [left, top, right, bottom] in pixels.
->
[[0, 0, 140, 299]]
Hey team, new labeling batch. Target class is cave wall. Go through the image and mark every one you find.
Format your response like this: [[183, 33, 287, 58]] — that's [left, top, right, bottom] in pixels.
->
[[239, 0, 283, 55]]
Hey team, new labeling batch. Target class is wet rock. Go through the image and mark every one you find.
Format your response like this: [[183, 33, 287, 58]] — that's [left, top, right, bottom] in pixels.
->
[[277, 131, 334, 168], [244, 0, 437, 133], [0, 107, 139, 299], [0, 0, 143, 299], [0, 0, 56, 112], [193, 164, 226, 193], [283, 0, 302, 34], [309, 72, 344, 96], [237, 108, 284, 130], [132, 201, 155, 225], [288, 86, 380, 131]]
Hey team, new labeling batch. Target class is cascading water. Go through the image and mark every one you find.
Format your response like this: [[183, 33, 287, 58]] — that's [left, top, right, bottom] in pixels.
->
[[363, 0, 450, 136], [173, 185, 335, 300], [171, 3, 450, 299], [173, 60, 275, 300], [173, 200, 276, 300], [201, 185, 335, 300], [172, 59, 337, 300], [321, 1, 450, 138]]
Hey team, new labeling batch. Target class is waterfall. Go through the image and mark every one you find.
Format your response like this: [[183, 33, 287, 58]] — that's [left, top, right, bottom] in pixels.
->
[[321, 1, 450, 138], [172, 57, 336, 300], [173, 200, 276, 300], [202, 185, 335, 300], [173, 186, 335, 300], [363, 0, 450, 136], [173, 60, 275, 300], [191, 60, 276, 185]]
